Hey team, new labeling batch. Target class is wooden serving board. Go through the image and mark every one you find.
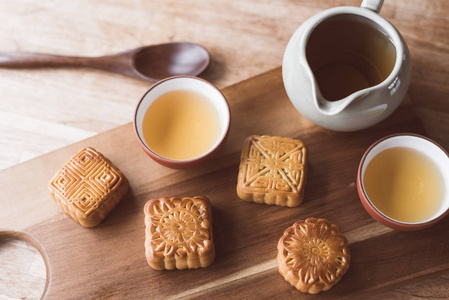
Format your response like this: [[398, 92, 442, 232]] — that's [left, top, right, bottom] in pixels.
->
[[2, 67, 448, 299]]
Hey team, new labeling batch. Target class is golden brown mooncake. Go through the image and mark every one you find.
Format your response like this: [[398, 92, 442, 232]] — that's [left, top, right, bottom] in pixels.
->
[[144, 196, 215, 270], [237, 135, 307, 207], [277, 218, 350, 294], [48, 147, 129, 227]]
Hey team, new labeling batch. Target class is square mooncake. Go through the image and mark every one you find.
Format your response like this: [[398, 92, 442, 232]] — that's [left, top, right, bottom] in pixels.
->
[[48, 147, 129, 227], [144, 196, 215, 270], [237, 135, 307, 207]]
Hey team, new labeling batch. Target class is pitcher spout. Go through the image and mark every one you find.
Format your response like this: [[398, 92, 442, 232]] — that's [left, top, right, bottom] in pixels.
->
[[314, 90, 369, 116]]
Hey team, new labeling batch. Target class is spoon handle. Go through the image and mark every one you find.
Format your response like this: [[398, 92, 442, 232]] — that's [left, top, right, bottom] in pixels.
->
[[0, 51, 141, 79], [0, 52, 98, 68]]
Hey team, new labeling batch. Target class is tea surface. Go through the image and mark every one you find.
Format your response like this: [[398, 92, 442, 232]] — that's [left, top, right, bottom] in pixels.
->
[[142, 90, 221, 160], [363, 147, 445, 223], [306, 15, 396, 101]]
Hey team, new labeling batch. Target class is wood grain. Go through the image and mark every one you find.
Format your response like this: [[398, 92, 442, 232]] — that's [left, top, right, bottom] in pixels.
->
[[1, 0, 449, 298], [1, 0, 448, 170], [3, 68, 448, 299]]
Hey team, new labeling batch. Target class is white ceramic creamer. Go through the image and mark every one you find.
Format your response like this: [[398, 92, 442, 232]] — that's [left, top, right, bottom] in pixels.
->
[[283, 0, 411, 131]]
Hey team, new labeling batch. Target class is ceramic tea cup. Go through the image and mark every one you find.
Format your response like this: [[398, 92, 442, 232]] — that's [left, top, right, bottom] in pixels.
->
[[357, 134, 449, 231], [283, 0, 411, 131], [133, 76, 231, 169]]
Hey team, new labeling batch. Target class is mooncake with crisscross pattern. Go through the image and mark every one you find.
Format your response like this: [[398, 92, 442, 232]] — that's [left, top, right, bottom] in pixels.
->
[[48, 147, 129, 227]]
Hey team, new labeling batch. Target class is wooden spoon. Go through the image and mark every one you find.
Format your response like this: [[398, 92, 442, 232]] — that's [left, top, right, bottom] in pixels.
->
[[0, 42, 210, 81]]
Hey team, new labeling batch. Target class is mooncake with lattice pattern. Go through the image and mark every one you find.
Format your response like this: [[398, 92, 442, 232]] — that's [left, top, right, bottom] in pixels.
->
[[48, 147, 129, 227], [277, 218, 350, 294], [144, 196, 215, 270], [237, 135, 307, 207]]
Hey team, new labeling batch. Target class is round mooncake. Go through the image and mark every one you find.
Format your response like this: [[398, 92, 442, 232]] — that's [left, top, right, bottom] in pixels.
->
[[277, 218, 350, 294]]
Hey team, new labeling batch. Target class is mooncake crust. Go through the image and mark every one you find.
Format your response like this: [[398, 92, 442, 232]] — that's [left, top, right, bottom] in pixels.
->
[[144, 196, 215, 270], [277, 218, 350, 294], [237, 135, 307, 207], [48, 147, 129, 227]]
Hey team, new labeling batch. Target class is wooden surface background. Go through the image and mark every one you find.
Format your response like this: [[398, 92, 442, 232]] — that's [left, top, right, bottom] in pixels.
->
[[2, 68, 448, 299], [1, 0, 449, 299]]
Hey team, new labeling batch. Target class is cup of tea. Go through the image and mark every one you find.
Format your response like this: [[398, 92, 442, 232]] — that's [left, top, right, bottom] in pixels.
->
[[283, 0, 412, 131], [357, 134, 449, 231], [133, 76, 231, 169]]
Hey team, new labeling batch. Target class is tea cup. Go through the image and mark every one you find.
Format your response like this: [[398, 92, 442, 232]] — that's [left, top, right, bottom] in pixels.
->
[[133, 76, 231, 169], [357, 134, 449, 230]]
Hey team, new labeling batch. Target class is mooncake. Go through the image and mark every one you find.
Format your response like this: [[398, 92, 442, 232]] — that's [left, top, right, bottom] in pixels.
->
[[144, 196, 215, 270], [277, 218, 350, 294], [48, 147, 129, 227], [237, 135, 307, 207]]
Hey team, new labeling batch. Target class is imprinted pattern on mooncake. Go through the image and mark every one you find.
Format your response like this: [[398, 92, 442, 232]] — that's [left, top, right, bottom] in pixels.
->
[[144, 196, 215, 270], [48, 147, 129, 227], [277, 218, 350, 294], [237, 135, 307, 207]]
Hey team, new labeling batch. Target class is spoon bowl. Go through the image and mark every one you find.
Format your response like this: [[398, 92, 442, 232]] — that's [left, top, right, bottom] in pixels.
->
[[0, 42, 210, 81], [133, 42, 210, 81]]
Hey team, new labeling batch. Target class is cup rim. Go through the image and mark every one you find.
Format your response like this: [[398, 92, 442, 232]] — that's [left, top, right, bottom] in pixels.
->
[[357, 133, 449, 228], [0, 229, 52, 298], [133, 75, 231, 165]]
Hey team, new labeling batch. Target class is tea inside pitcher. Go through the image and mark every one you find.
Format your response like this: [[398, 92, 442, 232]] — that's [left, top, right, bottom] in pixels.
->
[[306, 14, 396, 101]]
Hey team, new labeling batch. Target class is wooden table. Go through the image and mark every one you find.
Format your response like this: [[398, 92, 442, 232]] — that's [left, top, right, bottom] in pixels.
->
[[1, 0, 449, 298]]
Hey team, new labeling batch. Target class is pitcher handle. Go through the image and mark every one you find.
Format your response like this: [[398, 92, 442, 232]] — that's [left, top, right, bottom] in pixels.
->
[[361, 0, 384, 13]]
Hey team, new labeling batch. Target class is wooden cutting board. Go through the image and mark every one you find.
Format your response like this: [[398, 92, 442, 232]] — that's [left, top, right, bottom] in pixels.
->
[[2, 67, 448, 299]]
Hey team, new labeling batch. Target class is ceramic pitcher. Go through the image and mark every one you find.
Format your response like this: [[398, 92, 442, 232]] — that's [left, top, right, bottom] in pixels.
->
[[283, 0, 411, 131]]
